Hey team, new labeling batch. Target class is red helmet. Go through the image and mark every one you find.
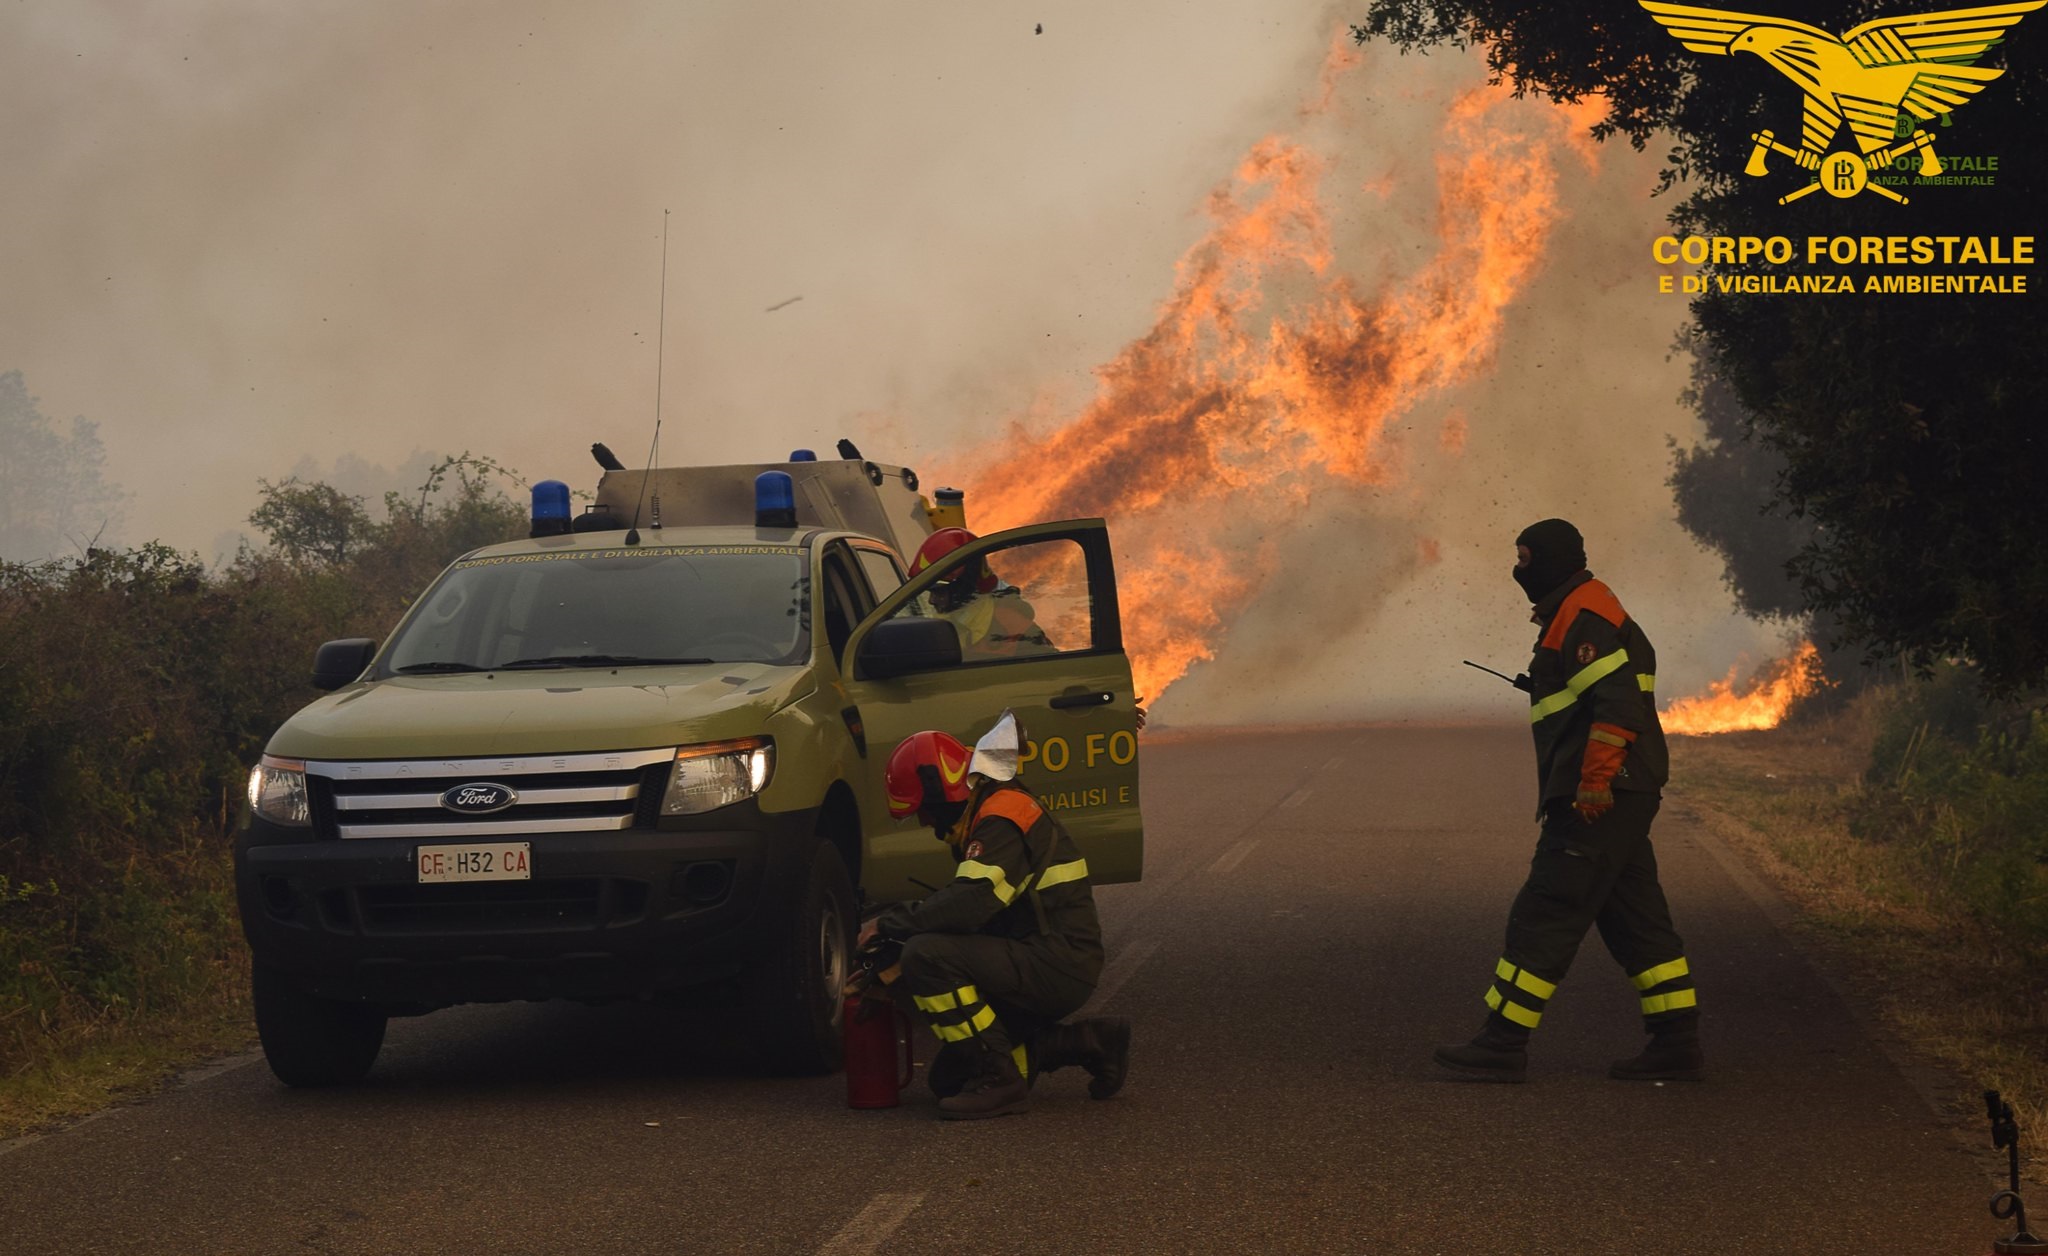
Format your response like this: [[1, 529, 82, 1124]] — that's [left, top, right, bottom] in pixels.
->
[[909, 527, 996, 595], [886, 730, 974, 819]]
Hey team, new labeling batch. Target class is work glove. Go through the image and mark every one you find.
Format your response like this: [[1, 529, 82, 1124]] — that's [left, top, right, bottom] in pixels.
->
[[844, 934, 905, 997], [1574, 723, 1635, 822]]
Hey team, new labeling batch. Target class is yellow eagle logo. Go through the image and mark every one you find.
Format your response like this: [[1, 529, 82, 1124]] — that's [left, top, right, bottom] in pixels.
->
[[1639, 1, 2041, 203]]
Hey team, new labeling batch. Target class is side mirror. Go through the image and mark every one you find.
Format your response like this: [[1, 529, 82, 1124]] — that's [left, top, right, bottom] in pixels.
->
[[311, 638, 379, 691], [858, 618, 961, 680]]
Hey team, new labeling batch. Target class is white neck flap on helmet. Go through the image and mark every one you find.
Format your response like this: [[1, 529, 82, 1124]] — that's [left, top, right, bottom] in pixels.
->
[[968, 709, 1025, 783]]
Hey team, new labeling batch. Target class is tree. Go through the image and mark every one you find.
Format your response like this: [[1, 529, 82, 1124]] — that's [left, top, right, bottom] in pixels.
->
[[0, 370, 127, 562], [1667, 341, 1811, 623], [244, 452, 527, 605], [1354, 2, 2048, 690], [362, 452, 529, 583], [247, 478, 372, 566]]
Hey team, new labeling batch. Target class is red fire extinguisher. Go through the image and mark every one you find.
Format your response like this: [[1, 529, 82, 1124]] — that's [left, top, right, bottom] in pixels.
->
[[843, 993, 915, 1109]]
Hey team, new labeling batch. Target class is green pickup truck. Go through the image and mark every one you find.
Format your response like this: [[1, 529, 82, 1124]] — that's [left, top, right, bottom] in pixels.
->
[[235, 454, 1144, 1084]]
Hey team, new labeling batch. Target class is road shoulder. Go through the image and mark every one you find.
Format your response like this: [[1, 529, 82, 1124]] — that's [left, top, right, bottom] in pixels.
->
[[1668, 717, 2043, 1189]]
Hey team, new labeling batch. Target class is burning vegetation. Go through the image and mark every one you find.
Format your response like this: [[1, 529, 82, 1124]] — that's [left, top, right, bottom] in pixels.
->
[[942, 40, 1601, 704], [1661, 640, 1827, 735]]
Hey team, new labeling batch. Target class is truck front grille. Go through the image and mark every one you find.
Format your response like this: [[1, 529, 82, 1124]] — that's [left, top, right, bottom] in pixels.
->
[[349, 878, 636, 934], [305, 749, 675, 840]]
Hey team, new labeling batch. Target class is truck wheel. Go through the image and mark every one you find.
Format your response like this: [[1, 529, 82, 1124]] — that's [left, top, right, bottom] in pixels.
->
[[745, 840, 855, 1075], [252, 965, 387, 1087]]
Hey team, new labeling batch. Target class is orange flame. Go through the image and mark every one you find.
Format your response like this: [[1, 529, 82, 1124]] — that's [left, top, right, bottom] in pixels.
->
[[1661, 641, 1826, 735], [934, 48, 1597, 702]]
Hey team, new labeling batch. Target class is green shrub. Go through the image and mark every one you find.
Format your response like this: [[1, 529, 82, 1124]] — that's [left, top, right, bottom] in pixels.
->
[[1854, 665, 2048, 950], [0, 455, 525, 1086]]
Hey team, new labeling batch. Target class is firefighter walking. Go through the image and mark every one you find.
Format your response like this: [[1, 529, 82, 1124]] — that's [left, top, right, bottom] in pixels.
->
[[862, 713, 1130, 1119], [1435, 519, 1703, 1083]]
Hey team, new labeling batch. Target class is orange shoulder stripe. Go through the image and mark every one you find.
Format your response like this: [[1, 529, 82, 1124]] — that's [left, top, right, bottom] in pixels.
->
[[974, 789, 1046, 833], [1540, 579, 1626, 651]]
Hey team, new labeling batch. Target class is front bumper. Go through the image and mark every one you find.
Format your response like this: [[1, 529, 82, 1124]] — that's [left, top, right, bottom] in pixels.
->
[[234, 802, 818, 1007]]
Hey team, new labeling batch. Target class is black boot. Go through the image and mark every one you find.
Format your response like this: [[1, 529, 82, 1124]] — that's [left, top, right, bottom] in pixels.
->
[[1036, 1018, 1132, 1100], [1609, 1024, 1704, 1081], [926, 1042, 975, 1100], [1432, 1016, 1530, 1083], [937, 1043, 1030, 1120]]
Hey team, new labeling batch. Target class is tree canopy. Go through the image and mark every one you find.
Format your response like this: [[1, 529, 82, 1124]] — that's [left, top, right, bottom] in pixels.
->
[[0, 370, 126, 563], [1355, 2, 2048, 691], [248, 452, 526, 574], [1667, 342, 1810, 623]]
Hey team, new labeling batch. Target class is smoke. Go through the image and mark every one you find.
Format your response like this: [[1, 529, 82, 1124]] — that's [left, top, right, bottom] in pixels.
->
[[0, 1, 1778, 722]]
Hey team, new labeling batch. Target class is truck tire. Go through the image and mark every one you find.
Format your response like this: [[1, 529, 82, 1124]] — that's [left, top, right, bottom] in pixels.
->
[[745, 839, 856, 1075], [252, 965, 387, 1087]]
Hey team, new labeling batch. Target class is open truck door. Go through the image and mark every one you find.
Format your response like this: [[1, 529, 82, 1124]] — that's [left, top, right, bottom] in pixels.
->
[[841, 519, 1144, 901]]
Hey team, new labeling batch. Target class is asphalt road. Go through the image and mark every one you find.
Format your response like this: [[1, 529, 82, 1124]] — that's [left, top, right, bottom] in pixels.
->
[[0, 726, 1999, 1254]]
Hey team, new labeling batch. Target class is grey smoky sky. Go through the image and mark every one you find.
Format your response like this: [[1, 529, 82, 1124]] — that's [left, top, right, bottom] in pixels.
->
[[0, 0, 1785, 721]]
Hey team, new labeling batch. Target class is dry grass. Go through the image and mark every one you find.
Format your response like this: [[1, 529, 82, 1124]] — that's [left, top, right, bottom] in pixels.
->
[[0, 985, 254, 1143], [1673, 699, 2048, 1187]]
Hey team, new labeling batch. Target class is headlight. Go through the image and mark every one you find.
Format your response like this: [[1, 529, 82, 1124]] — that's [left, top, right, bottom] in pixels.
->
[[247, 755, 311, 825], [662, 737, 775, 815]]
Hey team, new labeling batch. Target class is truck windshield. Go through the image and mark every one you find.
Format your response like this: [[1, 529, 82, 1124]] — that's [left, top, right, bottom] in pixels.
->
[[380, 544, 810, 674]]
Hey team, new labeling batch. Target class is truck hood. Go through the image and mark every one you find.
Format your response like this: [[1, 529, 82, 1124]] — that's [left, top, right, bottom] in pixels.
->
[[266, 663, 811, 761]]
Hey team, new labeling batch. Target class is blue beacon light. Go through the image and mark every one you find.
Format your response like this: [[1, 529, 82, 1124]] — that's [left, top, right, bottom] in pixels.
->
[[755, 471, 798, 529], [530, 479, 571, 537], [789, 448, 818, 462]]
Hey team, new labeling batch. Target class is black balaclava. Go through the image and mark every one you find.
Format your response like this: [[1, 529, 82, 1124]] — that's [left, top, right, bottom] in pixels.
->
[[1513, 518, 1586, 603], [916, 764, 971, 844]]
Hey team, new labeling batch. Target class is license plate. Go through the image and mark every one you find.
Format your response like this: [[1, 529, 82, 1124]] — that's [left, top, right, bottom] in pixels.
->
[[416, 842, 531, 883]]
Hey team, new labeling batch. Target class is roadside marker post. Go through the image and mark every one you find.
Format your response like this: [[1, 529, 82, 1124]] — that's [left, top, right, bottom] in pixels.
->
[[1987, 1089, 2047, 1255]]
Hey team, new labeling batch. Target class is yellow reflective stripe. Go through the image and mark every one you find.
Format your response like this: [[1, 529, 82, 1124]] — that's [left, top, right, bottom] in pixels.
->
[[1529, 648, 1631, 723], [955, 859, 1020, 905], [1483, 985, 1544, 1028], [1011, 1043, 1030, 1080], [1640, 988, 1699, 1016], [1631, 957, 1691, 991], [1638, 673, 1656, 693], [1498, 1001, 1542, 1029], [1528, 689, 1577, 722], [1588, 727, 1629, 749], [913, 984, 980, 1014], [1499, 998, 1542, 1028], [1494, 957, 1555, 1000], [931, 1004, 999, 1042], [1035, 859, 1089, 891]]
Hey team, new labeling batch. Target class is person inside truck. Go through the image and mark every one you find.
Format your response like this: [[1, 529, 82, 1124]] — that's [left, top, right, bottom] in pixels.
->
[[907, 528, 1055, 661]]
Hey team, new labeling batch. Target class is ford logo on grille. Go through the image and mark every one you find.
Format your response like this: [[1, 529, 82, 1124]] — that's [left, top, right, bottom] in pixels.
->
[[441, 782, 517, 814]]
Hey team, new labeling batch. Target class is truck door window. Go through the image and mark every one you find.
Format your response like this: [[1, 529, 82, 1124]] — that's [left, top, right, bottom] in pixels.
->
[[820, 548, 865, 662], [854, 548, 904, 603], [886, 535, 1092, 665]]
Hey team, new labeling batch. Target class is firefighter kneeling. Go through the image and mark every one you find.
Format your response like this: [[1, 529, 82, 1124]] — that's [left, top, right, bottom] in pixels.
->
[[858, 713, 1130, 1119]]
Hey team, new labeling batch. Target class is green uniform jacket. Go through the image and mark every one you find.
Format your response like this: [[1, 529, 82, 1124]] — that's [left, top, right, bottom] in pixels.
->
[[1527, 571, 1669, 806], [874, 783, 1105, 985]]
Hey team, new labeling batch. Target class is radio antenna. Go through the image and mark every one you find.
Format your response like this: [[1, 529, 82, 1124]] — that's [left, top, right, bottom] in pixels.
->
[[625, 208, 670, 546]]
